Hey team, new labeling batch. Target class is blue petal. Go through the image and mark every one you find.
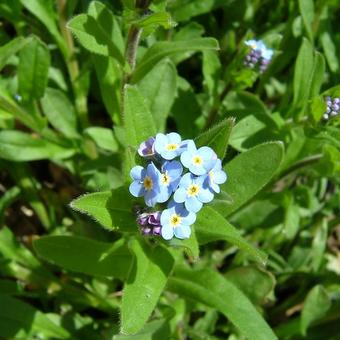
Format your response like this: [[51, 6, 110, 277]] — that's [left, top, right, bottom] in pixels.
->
[[160, 209, 171, 226], [168, 132, 181, 144], [129, 181, 145, 197], [214, 170, 227, 184], [174, 188, 187, 203], [181, 211, 196, 225], [178, 173, 193, 188], [186, 140, 197, 153], [185, 197, 202, 213], [180, 150, 192, 169], [199, 146, 214, 161], [130, 166, 144, 180], [174, 225, 191, 239], [161, 150, 178, 160], [189, 164, 206, 176], [161, 224, 174, 240], [154, 133, 167, 153], [144, 190, 158, 207], [198, 187, 214, 203], [157, 186, 171, 203], [170, 177, 181, 192], [164, 160, 183, 179], [210, 182, 220, 193]]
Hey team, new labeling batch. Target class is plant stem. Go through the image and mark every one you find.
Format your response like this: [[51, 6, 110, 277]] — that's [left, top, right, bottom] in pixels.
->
[[57, 0, 88, 128], [125, 25, 143, 73], [203, 82, 231, 131]]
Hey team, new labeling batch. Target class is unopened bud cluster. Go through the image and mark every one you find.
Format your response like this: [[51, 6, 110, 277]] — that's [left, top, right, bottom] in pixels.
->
[[244, 39, 273, 72], [323, 96, 340, 121]]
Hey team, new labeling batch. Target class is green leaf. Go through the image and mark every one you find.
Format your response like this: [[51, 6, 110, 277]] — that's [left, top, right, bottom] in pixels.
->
[[123, 85, 157, 148], [309, 51, 325, 98], [311, 218, 328, 272], [301, 285, 331, 335], [18, 37, 50, 101], [195, 118, 234, 159], [121, 239, 174, 334], [0, 92, 45, 131], [213, 142, 284, 216], [0, 130, 75, 161], [168, 266, 278, 340], [70, 187, 137, 232], [20, 0, 66, 57], [131, 38, 219, 83], [41, 88, 79, 138], [321, 31, 339, 73], [202, 50, 221, 98], [195, 207, 267, 264], [34, 236, 132, 279], [138, 59, 177, 131], [67, 6, 124, 64], [0, 295, 70, 339], [225, 266, 275, 305], [84, 127, 118, 152], [0, 36, 31, 71], [293, 38, 314, 109], [298, 0, 314, 41]]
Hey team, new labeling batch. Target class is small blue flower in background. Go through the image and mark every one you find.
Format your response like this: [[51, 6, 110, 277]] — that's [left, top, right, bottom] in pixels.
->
[[138, 137, 155, 157], [180, 140, 217, 176], [157, 160, 183, 203], [129, 163, 160, 207], [323, 96, 340, 120], [244, 39, 273, 72], [204, 159, 227, 193], [154, 132, 186, 160], [174, 173, 214, 213], [160, 202, 196, 240]]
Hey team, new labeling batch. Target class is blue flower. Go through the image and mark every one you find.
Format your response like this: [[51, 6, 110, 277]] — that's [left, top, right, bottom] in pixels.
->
[[138, 137, 155, 157], [174, 173, 214, 213], [154, 132, 186, 160], [245, 39, 265, 51], [157, 160, 183, 203], [180, 140, 217, 176], [160, 202, 196, 240], [204, 159, 227, 193], [129, 163, 160, 207]]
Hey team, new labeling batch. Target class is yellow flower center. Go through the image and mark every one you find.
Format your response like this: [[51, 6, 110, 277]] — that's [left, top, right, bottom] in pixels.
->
[[192, 155, 203, 166], [170, 214, 181, 227], [143, 176, 153, 191], [161, 172, 171, 186], [187, 184, 200, 197], [166, 143, 178, 151]]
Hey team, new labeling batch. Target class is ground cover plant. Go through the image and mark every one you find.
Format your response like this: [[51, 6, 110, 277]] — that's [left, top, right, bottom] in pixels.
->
[[0, 0, 339, 338]]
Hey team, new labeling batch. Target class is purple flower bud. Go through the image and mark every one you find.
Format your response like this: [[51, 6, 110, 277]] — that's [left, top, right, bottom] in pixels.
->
[[138, 137, 155, 157], [332, 104, 339, 111], [333, 97, 340, 104], [137, 211, 162, 236]]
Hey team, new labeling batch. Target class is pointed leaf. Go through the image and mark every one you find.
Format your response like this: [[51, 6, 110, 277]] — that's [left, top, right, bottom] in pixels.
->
[[34, 236, 132, 279], [70, 187, 137, 232], [195, 207, 267, 264], [168, 266, 278, 340], [212, 142, 284, 216], [121, 239, 174, 334], [195, 118, 234, 159], [123, 85, 157, 148]]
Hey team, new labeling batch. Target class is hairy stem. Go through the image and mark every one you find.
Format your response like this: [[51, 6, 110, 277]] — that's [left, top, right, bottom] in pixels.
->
[[57, 0, 88, 128]]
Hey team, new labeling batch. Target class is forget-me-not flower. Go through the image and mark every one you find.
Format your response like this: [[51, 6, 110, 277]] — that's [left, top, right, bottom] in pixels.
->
[[174, 173, 214, 213], [129, 163, 160, 207], [154, 132, 186, 160], [138, 137, 155, 157], [160, 202, 196, 240], [180, 140, 217, 176], [157, 160, 183, 203], [204, 159, 227, 193]]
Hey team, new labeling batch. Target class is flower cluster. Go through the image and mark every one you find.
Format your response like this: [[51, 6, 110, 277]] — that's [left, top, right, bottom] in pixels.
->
[[129, 133, 227, 240], [244, 39, 273, 72], [323, 96, 340, 121]]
